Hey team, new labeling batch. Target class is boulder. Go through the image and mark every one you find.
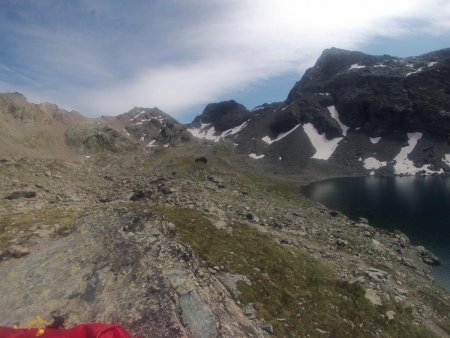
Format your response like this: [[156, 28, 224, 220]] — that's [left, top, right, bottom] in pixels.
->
[[262, 323, 274, 335], [336, 238, 349, 247], [415, 246, 441, 265], [5, 191, 36, 199], [7, 245, 30, 258], [129, 190, 152, 201], [195, 157, 208, 164], [358, 217, 369, 224]]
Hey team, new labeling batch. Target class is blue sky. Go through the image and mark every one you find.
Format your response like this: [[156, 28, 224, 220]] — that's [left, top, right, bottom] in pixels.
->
[[0, 0, 449, 122]]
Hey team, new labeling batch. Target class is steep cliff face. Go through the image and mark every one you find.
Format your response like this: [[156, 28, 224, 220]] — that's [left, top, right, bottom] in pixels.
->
[[187, 48, 450, 177]]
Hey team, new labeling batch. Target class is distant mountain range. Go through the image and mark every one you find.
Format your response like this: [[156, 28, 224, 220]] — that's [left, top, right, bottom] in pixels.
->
[[1, 47, 449, 177]]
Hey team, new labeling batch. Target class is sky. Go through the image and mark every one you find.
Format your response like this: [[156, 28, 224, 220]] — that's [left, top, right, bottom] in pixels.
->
[[0, 0, 449, 122]]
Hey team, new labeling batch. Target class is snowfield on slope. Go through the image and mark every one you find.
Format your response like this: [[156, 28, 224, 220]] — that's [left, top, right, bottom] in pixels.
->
[[393, 133, 443, 175], [261, 124, 301, 145], [187, 123, 220, 142], [364, 157, 387, 170], [188, 120, 249, 142], [327, 106, 349, 136], [303, 123, 342, 160]]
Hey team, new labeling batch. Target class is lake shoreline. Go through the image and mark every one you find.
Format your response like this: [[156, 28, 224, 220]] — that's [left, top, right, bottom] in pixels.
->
[[301, 176, 450, 292]]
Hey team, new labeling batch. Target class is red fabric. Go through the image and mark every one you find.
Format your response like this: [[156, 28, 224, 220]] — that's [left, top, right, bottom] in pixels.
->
[[0, 324, 130, 338]]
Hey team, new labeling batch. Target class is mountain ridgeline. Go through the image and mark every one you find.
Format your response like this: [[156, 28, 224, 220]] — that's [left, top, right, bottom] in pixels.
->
[[188, 47, 450, 177], [1, 47, 449, 178]]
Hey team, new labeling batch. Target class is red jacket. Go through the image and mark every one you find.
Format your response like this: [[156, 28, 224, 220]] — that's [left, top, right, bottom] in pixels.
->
[[0, 324, 130, 338]]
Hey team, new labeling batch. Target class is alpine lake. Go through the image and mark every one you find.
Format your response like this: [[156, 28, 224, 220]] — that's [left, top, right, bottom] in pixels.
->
[[302, 176, 450, 291]]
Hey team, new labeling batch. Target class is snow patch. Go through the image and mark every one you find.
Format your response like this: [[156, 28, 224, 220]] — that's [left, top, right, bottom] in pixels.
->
[[188, 120, 249, 141], [406, 68, 423, 76], [327, 106, 349, 136], [317, 92, 330, 96], [374, 64, 387, 68], [443, 154, 450, 167], [262, 124, 301, 145], [303, 123, 342, 160], [393, 132, 441, 175], [363, 157, 387, 170], [405, 62, 435, 77], [349, 63, 366, 70], [187, 122, 221, 142], [123, 128, 131, 137], [146, 140, 157, 148], [220, 120, 249, 137], [130, 110, 146, 121], [249, 153, 265, 159], [370, 137, 381, 144], [393, 132, 422, 174]]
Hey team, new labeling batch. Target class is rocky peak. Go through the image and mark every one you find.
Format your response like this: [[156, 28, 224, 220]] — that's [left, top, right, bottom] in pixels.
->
[[192, 100, 251, 132], [314, 48, 386, 77], [117, 107, 177, 125], [117, 107, 191, 149], [281, 47, 450, 138]]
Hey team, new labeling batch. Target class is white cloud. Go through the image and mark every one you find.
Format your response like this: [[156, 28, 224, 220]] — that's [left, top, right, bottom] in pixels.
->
[[2, 0, 450, 119], [85, 0, 449, 118]]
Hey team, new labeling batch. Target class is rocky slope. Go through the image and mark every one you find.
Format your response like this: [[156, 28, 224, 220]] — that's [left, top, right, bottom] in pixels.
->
[[111, 107, 192, 150], [187, 48, 450, 178], [0, 144, 449, 337], [0, 93, 86, 159], [0, 94, 191, 158]]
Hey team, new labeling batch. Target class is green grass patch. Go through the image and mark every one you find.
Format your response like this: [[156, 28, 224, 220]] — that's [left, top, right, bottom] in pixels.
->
[[418, 288, 450, 317], [0, 206, 92, 248], [157, 206, 435, 338]]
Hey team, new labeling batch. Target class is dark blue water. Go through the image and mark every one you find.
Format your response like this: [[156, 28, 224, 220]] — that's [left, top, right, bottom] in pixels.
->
[[302, 176, 450, 291]]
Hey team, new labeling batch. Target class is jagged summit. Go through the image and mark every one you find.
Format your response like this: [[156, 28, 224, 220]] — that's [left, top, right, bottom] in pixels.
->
[[115, 107, 192, 150], [191, 100, 251, 132]]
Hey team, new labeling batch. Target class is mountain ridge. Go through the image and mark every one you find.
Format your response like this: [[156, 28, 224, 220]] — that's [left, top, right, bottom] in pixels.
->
[[187, 47, 450, 178]]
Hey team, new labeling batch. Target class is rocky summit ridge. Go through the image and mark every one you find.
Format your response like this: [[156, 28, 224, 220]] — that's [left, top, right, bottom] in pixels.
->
[[0, 47, 450, 338]]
